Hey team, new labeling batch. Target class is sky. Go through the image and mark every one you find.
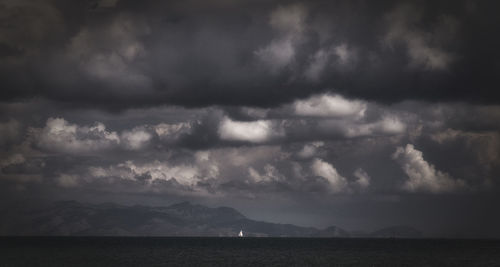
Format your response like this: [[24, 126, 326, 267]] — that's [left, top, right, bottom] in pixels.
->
[[1, 0, 500, 238]]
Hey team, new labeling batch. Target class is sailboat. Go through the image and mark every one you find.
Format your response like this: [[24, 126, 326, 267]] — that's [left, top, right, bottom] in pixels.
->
[[238, 230, 243, 237]]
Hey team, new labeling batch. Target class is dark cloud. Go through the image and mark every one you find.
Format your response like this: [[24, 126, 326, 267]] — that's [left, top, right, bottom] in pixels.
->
[[1, 0, 500, 238], [1, 0, 500, 110]]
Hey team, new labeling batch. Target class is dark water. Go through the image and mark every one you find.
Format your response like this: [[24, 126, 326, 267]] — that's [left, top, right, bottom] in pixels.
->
[[1, 237, 500, 267]]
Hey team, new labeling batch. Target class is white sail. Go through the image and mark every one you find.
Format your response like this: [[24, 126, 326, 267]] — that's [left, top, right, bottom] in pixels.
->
[[238, 230, 243, 237]]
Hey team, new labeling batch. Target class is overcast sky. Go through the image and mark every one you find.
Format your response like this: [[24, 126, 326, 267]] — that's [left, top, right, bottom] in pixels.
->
[[1, 0, 500, 237]]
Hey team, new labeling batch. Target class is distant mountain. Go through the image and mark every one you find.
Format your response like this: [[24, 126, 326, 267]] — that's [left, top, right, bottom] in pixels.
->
[[0, 201, 348, 237], [369, 226, 423, 238], [0, 201, 421, 237]]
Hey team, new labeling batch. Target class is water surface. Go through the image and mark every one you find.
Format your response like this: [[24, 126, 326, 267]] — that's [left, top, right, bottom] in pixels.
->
[[1, 237, 499, 266]]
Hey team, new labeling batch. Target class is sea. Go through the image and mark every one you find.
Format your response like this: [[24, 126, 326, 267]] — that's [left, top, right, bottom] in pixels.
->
[[1, 237, 499, 266]]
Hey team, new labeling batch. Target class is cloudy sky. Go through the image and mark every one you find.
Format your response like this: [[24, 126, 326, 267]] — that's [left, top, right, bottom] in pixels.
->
[[1, 0, 500, 237]]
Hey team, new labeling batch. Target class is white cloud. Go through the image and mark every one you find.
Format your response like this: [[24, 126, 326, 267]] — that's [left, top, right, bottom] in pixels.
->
[[154, 122, 192, 141], [218, 117, 282, 143], [318, 114, 406, 138], [255, 38, 296, 72], [85, 151, 219, 188], [240, 107, 269, 119], [121, 128, 152, 150], [36, 118, 120, 153], [194, 151, 220, 179], [343, 116, 406, 137], [123, 161, 199, 186], [297, 141, 324, 159], [353, 168, 370, 190], [294, 94, 366, 118], [88, 160, 210, 187], [311, 158, 348, 193], [334, 44, 353, 64], [255, 4, 307, 72], [305, 43, 357, 82], [33, 118, 198, 153], [248, 164, 284, 183], [213, 146, 283, 167], [377, 116, 407, 134], [392, 144, 466, 193]]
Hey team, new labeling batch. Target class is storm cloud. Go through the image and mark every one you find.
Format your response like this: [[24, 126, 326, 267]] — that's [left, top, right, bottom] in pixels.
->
[[1, 0, 500, 238], [1, 0, 500, 110]]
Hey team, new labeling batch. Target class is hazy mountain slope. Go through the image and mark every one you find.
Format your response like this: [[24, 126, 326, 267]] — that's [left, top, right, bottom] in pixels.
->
[[0, 201, 350, 237], [0, 201, 420, 237]]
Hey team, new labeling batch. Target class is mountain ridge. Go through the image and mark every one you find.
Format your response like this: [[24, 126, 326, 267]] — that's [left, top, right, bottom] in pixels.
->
[[0, 201, 422, 238]]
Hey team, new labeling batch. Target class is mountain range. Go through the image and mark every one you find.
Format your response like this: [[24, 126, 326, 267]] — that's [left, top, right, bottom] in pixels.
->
[[0, 201, 422, 238]]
